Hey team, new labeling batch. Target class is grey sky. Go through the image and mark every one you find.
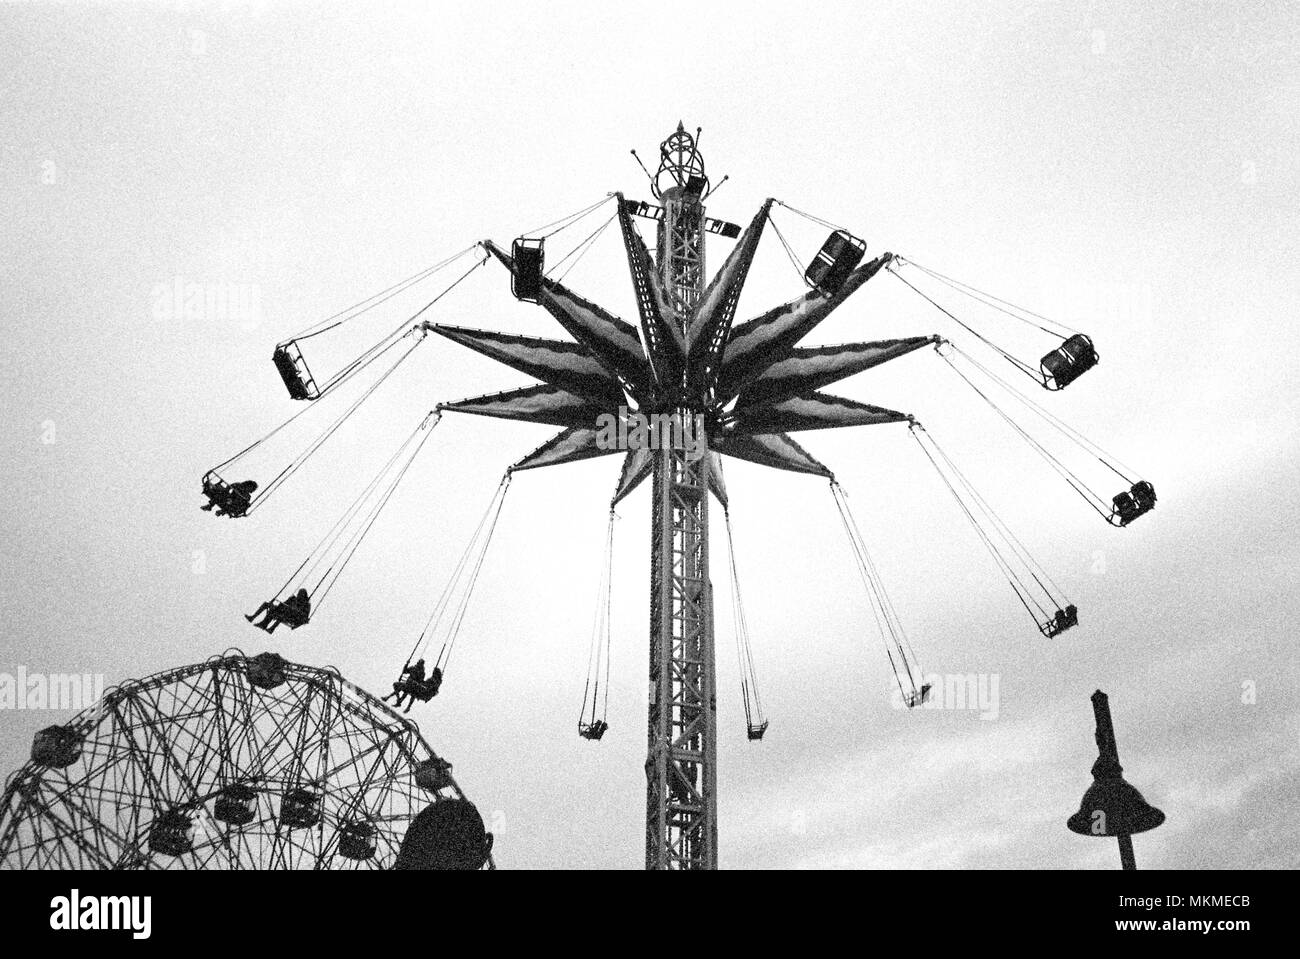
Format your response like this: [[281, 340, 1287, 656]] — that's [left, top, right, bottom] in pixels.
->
[[1, 0, 1297, 868]]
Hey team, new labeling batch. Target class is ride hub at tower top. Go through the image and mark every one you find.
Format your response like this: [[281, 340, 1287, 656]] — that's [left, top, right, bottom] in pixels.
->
[[189, 120, 1158, 869]]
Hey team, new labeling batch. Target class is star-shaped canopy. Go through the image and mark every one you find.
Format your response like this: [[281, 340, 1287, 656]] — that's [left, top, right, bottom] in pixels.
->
[[430, 196, 935, 503]]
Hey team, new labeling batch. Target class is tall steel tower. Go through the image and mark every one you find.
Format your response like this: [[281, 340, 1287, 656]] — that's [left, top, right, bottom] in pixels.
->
[[426, 121, 932, 868], [644, 125, 717, 869]]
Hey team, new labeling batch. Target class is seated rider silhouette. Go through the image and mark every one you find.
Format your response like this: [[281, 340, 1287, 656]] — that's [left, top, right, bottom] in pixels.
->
[[245, 588, 311, 634], [202, 477, 257, 518], [384, 659, 426, 710]]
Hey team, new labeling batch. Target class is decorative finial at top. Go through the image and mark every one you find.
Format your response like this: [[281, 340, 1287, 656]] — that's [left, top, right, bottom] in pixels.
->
[[652, 122, 709, 200]]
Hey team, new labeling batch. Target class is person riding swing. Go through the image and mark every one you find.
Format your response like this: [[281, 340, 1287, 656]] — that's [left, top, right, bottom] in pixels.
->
[[245, 587, 311, 634], [384, 660, 445, 713]]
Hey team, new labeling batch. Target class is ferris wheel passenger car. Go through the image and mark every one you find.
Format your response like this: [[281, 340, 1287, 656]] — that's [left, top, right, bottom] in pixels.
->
[[30, 725, 84, 768], [148, 809, 194, 857], [213, 784, 259, 826], [280, 788, 322, 829]]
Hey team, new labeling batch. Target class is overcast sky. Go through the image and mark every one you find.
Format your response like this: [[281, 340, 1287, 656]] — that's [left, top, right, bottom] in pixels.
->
[[2, 0, 1297, 869]]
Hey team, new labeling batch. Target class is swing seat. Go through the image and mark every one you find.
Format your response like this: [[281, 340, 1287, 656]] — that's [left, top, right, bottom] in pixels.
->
[[201, 472, 257, 518], [1039, 334, 1098, 390], [746, 720, 769, 741], [804, 230, 867, 296], [256, 595, 311, 632], [403, 672, 442, 703], [31, 725, 84, 768], [338, 820, 377, 861], [272, 340, 321, 401], [278, 598, 311, 629], [578, 719, 608, 741], [280, 788, 322, 829], [1041, 604, 1079, 638], [511, 238, 545, 303], [905, 683, 933, 709], [148, 810, 194, 856], [213, 784, 258, 826], [1111, 481, 1156, 526]]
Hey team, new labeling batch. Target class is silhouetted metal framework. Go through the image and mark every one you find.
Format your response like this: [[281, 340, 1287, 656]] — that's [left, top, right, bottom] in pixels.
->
[[436, 123, 934, 868], [0, 651, 492, 870]]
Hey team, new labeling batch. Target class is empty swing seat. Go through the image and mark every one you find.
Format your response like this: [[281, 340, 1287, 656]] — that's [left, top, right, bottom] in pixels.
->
[[1041, 604, 1080, 638], [272, 340, 321, 401], [280, 788, 322, 829], [338, 820, 377, 861], [1111, 480, 1157, 526], [201, 471, 257, 518], [31, 725, 84, 768], [578, 719, 609, 741], [746, 720, 769, 741], [1039, 334, 1098, 390], [148, 810, 194, 856], [804, 230, 867, 295], [511, 238, 545, 303], [213, 784, 259, 826], [905, 683, 933, 709]]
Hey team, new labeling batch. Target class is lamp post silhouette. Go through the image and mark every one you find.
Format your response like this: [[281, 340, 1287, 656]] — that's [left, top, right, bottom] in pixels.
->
[[1067, 690, 1165, 869]]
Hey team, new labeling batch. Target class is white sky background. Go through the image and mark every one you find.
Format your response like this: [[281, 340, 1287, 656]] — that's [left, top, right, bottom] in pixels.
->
[[1, 0, 1297, 868]]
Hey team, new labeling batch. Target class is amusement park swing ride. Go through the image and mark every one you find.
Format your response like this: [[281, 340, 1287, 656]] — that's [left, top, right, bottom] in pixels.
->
[[13, 123, 1159, 871]]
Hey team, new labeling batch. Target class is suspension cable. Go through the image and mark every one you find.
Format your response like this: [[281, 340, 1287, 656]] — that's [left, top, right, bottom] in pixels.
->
[[313, 250, 489, 397], [722, 509, 766, 732], [243, 328, 428, 514], [404, 473, 513, 676], [888, 263, 1044, 383], [773, 199, 846, 233], [209, 254, 488, 512], [520, 194, 617, 241], [909, 422, 1073, 631], [549, 211, 618, 283], [829, 480, 921, 701], [942, 341, 1139, 483], [935, 351, 1116, 520], [309, 413, 441, 615], [286, 243, 482, 344], [580, 509, 616, 730], [766, 214, 810, 283], [900, 258, 1075, 339], [262, 410, 442, 611]]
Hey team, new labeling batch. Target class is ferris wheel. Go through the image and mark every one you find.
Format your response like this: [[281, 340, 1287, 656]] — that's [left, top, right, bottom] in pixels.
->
[[0, 651, 494, 870]]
